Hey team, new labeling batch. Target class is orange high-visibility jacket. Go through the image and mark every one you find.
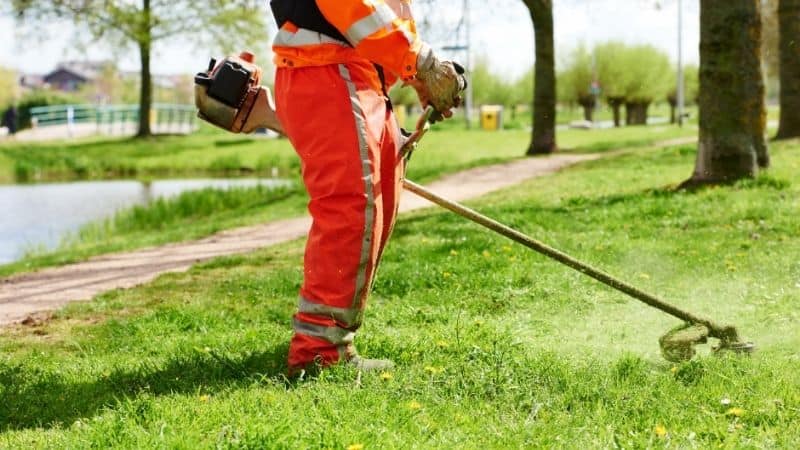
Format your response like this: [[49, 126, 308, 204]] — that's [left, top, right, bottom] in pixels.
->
[[271, 0, 423, 85]]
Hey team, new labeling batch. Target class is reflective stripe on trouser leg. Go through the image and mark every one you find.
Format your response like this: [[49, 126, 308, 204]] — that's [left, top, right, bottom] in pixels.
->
[[275, 63, 391, 367]]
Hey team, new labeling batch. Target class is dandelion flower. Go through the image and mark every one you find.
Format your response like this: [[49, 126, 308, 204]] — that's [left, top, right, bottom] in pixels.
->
[[347, 444, 364, 450], [436, 340, 450, 349], [424, 366, 444, 375], [199, 395, 210, 403], [654, 424, 667, 438], [408, 400, 422, 410], [379, 372, 393, 381], [726, 407, 746, 417]]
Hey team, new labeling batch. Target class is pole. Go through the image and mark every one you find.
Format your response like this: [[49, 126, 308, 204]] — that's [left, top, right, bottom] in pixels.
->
[[677, 0, 685, 127], [464, 0, 473, 129]]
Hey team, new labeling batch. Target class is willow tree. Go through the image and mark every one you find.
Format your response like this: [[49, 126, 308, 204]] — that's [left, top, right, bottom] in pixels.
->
[[684, 0, 768, 186], [776, 0, 800, 140], [13, 0, 266, 137], [558, 45, 596, 122], [522, 0, 557, 154]]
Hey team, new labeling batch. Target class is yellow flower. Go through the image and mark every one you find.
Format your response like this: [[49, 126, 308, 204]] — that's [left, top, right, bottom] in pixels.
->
[[379, 372, 393, 381], [436, 340, 450, 349], [424, 366, 444, 375], [654, 424, 667, 438], [670, 366, 678, 374], [482, 250, 491, 258], [347, 445, 364, 450], [726, 407, 746, 417], [408, 400, 422, 410], [199, 395, 210, 402]]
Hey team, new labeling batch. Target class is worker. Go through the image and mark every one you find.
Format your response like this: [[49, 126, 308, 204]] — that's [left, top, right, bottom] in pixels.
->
[[269, 0, 465, 374]]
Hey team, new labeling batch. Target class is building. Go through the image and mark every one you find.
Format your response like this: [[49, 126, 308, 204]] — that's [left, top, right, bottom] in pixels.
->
[[42, 61, 108, 92]]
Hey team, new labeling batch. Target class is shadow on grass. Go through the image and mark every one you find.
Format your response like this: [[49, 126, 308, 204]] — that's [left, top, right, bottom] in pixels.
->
[[0, 343, 290, 431]]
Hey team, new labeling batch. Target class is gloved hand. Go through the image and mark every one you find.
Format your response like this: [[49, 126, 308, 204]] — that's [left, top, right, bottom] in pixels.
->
[[409, 44, 467, 122]]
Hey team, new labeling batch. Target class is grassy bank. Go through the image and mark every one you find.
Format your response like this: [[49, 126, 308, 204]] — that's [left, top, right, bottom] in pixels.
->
[[1, 139, 798, 447], [0, 121, 696, 183], [1, 125, 696, 277]]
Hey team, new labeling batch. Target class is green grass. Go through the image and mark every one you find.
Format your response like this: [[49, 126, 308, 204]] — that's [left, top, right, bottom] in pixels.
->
[[0, 118, 697, 184], [1, 125, 696, 277], [1, 138, 798, 448]]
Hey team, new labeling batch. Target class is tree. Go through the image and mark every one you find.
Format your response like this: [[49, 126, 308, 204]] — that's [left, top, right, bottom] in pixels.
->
[[0, 67, 19, 112], [775, 0, 800, 140], [13, 0, 267, 137], [522, 0, 557, 154], [683, 0, 768, 187], [594, 42, 629, 128], [558, 44, 597, 122], [621, 45, 672, 126]]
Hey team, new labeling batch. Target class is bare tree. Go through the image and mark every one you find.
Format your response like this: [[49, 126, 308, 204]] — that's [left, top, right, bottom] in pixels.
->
[[522, 0, 557, 154]]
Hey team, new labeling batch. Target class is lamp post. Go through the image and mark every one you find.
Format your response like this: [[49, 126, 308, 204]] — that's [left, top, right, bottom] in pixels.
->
[[676, 0, 685, 126]]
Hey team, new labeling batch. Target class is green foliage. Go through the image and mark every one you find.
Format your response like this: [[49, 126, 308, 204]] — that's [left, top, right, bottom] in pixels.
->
[[0, 66, 19, 112], [593, 41, 672, 104], [557, 44, 594, 104], [15, 89, 79, 129]]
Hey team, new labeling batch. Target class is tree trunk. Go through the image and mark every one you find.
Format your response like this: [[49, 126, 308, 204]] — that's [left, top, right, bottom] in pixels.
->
[[578, 95, 596, 122], [625, 101, 650, 126], [136, 0, 153, 138], [608, 97, 625, 127], [668, 95, 677, 124], [683, 0, 767, 186], [776, 0, 800, 140], [524, 0, 557, 155]]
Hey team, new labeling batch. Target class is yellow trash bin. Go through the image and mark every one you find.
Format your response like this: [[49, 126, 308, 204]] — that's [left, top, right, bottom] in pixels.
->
[[480, 105, 503, 131]]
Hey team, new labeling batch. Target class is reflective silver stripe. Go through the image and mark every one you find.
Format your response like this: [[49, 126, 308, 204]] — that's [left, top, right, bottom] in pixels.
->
[[274, 27, 349, 48], [293, 318, 356, 345], [345, 3, 397, 46], [338, 63, 375, 308], [298, 295, 363, 327]]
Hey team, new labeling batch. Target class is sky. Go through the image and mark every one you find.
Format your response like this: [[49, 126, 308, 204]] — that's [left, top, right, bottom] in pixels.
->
[[0, 0, 700, 79]]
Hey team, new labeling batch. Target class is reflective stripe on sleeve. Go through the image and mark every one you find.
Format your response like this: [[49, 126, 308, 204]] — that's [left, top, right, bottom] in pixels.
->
[[338, 63, 376, 308], [274, 27, 349, 48], [293, 318, 356, 345], [298, 296, 363, 328], [345, 3, 399, 46]]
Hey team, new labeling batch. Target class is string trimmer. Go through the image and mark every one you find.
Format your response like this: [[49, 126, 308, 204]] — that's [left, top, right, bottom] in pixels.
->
[[400, 107, 754, 363]]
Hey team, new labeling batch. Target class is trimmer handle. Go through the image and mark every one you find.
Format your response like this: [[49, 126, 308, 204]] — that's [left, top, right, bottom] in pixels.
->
[[399, 106, 434, 159]]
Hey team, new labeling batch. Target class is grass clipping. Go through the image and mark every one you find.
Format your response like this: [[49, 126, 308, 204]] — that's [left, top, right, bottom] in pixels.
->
[[659, 323, 710, 362]]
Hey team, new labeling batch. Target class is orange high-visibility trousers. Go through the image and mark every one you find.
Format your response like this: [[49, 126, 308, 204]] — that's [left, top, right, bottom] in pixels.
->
[[275, 61, 404, 368]]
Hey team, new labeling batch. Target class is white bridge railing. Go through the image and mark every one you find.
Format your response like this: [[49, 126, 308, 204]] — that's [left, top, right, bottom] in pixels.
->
[[28, 103, 197, 137]]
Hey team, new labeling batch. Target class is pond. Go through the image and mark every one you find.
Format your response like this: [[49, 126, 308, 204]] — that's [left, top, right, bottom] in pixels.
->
[[0, 178, 292, 265]]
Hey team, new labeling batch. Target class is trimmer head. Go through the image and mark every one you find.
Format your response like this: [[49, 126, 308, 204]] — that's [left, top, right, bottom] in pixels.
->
[[659, 323, 755, 363]]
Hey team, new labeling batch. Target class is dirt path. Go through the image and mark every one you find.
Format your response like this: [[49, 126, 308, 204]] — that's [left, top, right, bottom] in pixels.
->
[[0, 152, 606, 325]]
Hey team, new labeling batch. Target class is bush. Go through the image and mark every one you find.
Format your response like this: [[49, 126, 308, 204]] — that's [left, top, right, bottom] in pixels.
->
[[16, 89, 79, 129]]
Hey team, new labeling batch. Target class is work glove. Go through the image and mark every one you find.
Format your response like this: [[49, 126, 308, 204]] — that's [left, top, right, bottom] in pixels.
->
[[409, 43, 467, 123]]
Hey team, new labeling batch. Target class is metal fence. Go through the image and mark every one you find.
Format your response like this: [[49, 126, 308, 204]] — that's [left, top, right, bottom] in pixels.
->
[[28, 103, 197, 136]]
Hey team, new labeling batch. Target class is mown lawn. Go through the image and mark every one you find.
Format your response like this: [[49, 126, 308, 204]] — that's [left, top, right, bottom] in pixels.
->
[[1, 138, 798, 448], [1, 124, 695, 277]]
